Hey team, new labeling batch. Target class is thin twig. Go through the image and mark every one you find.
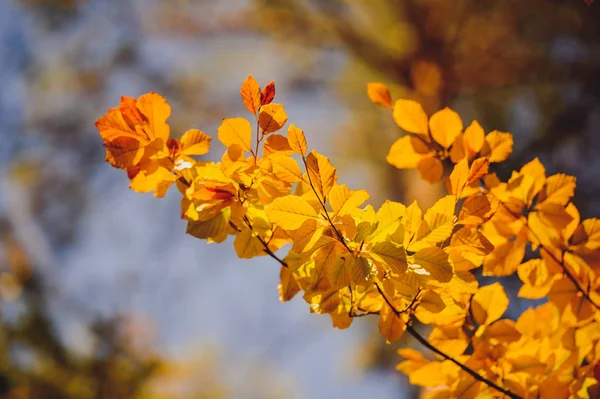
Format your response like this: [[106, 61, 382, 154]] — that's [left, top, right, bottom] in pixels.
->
[[242, 216, 288, 268], [500, 203, 600, 312], [375, 283, 521, 399]]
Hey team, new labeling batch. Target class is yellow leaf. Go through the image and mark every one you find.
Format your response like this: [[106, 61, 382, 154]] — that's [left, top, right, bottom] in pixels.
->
[[450, 227, 494, 256], [463, 120, 485, 157], [218, 117, 252, 152], [292, 219, 324, 253], [186, 213, 229, 243], [538, 173, 576, 206], [369, 241, 408, 275], [478, 319, 521, 343], [233, 228, 265, 259], [328, 184, 370, 218], [429, 107, 463, 149], [572, 218, 600, 250], [449, 158, 469, 197], [481, 131, 513, 162], [305, 150, 336, 202], [259, 103, 288, 134], [413, 247, 453, 283], [266, 195, 318, 230], [129, 165, 176, 197], [468, 157, 489, 184], [482, 237, 526, 276], [387, 136, 431, 169], [393, 99, 429, 138], [379, 303, 407, 343], [240, 75, 261, 115], [263, 134, 294, 157], [449, 132, 466, 163], [417, 156, 444, 184], [287, 124, 307, 156], [278, 266, 300, 302], [459, 194, 498, 226], [534, 202, 574, 230], [268, 154, 304, 183], [135, 92, 171, 143], [104, 137, 143, 169], [180, 129, 212, 156], [471, 282, 508, 325], [367, 82, 393, 108], [429, 326, 469, 357]]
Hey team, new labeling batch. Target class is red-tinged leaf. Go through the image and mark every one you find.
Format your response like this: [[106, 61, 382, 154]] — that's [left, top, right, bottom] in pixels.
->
[[261, 81, 276, 105]]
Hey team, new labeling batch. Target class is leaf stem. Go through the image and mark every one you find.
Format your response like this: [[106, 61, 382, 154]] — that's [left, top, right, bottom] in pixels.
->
[[242, 215, 288, 268]]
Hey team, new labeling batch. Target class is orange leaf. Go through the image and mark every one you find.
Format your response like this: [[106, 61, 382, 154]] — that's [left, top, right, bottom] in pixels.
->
[[429, 107, 463, 149], [463, 120, 485, 157], [481, 131, 513, 162], [288, 124, 307, 156], [467, 157, 489, 184], [263, 134, 294, 157], [180, 129, 212, 156], [449, 159, 469, 197], [305, 151, 336, 201], [367, 82, 393, 108], [417, 156, 443, 184], [259, 103, 288, 134], [393, 99, 429, 138], [218, 117, 252, 152], [387, 136, 431, 169], [240, 75, 261, 115], [261, 81, 276, 105]]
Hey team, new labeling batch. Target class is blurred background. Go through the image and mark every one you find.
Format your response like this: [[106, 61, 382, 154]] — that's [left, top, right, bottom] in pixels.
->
[[1, 0, 599, 398]]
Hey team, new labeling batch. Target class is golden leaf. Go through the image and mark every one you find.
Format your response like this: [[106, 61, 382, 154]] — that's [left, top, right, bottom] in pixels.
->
[[180, 129, 212, 156], [480, 131, 513, 162], [467, 157, 489, 184], [328, 184, 370, 218], [287, 124, 307, 156], [218, 117, 252, 152], [263, 134, 294, 157], [369, 241, 408, 275], [305, 150, 336, 202], [413, 247, 453, 283], [417, 156, 444, 184], [367, 82, 393, 108], [278, 266, 300, 302], [379, 303, 407, 343], [387, 136, 431, 169], [463, 120, 485, 157], [266, 195, 318, 230], [233, 228, 265, 259], [268, 154, 304, 183], [471, 282, 509, 326], [429, 107, 463, 149], [240, 75, 261, 115], [259, 103, 288, 134], [449, 158, 469, 197], [393, 99, 429, 138]]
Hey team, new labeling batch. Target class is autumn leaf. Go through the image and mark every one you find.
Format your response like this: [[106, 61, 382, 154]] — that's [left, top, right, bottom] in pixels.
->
[[287, 124, 307, 156], [328, 184, 369, 218], [387, 136, 432, 169], [259, 103, 288, 134], [278, 266, 300, 302], [481, 131, 513, 162], [268, 154, 304, 183], [417, 156, 444, 184], [471, 282, 509, 325], [393, 99, 429, 138], [413, 247, 453, 283], [429, 107, 463, 149], [261, 81, 276, 105], [266, 195, 318, 230], [367, 82, 393, 108], [180, 129, 212, 156], [240, 75, 262, 115], [263, 134, 294, 157], [463, 120, 485, 157], [468, 157, 489, 184], [449, 158, 469, 197], [305, 150, 336, 202], [218, 117, 252, 152]]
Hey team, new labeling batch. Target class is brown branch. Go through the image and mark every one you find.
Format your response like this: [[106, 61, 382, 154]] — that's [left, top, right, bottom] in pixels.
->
[[500, 203, 600, 312], [242, 215, 288, 268], [375, 283, 521, 399]]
